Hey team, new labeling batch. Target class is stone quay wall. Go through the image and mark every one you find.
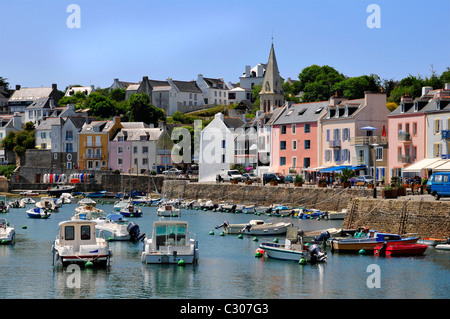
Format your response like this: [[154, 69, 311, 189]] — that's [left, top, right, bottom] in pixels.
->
[[162, 181, 448, 238]]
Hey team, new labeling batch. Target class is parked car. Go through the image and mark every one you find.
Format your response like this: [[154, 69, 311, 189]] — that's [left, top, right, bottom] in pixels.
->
[[163, 168, 182, 175], [219, 170, 243, 182], [263, 173, 285, 184], [355, 175, 374, 185], [429, 172, 450, 200], [242, 173, 261, 183]]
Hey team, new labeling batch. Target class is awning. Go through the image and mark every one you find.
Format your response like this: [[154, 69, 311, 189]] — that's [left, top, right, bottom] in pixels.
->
[[307, 166, 328, 171], [403, 158, 442, 172], [424, 159, 450, 170], [319, 165, 351, 173], [430, 160, 450, 171]]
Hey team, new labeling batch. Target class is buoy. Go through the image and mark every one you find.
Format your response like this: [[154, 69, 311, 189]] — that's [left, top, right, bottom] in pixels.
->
[[253, 236, 259, 242], [1, 239, 7, 244], [359, 248, 366, 255], [219, 232, 225, 236], [178, 259, 186, 266], [299, 257, 307, 265], [107, 237, 113, 242], [273, 238, 279, 243], [22, 225, 27, 229], [209, 231, 214, 235], [85, 261, 94, 268], [255, 248, 264, 257], [238, 234, 243, 239]]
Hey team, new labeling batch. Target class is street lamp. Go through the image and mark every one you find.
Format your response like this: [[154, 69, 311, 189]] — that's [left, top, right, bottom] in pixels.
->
[[371, 143, 379, 198]]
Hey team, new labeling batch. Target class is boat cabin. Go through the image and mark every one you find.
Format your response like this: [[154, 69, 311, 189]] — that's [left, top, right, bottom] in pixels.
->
[[152, 221, 188, 250], [57, 220, 99, 250]]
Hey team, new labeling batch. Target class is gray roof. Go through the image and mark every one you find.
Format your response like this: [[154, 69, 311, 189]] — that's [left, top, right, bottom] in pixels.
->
[[9, 87, 54, 101], [172, 80, 202, 93], [26, 97, 52, 110], [114, 128, 163, 141], [389, 96, 441, 116], [266, 106, 286, 125], [203, 78, 227, 90], [273, 101, 328, 125], [35, 117, 64, 131]]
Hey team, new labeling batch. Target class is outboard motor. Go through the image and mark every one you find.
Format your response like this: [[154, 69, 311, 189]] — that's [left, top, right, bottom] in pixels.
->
[[215, 221, 229, 229], [376, 241, 388, 256], [314, 230, 330, 242], [308, 244, 327, 263], [127, 222, 146, 241]]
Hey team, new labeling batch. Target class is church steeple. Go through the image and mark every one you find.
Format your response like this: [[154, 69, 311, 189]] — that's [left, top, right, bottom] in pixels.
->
[[259, 43, 284, 112]]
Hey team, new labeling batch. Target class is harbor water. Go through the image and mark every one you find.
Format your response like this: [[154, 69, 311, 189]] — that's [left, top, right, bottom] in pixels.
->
[[0, 201, 448, 299]]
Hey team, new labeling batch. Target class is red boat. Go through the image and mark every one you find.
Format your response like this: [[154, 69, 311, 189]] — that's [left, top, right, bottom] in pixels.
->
[[374, 242, 428, 256]]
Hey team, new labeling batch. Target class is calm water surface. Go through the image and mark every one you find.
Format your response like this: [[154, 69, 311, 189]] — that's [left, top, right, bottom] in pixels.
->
[[0, 201, 448, 299]]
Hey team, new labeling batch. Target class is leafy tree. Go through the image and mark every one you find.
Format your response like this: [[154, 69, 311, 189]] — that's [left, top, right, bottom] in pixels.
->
[[251, 84, 262, 106], [2, 122, 36, 160], [0, 77, 10, 94], [85, 92, 116, 119], [283, 80, 300, 103], [331, 75, 380, 100], [58, 91, 87, 107], [128, 93, 165, 126], [386, 102, 398, 112], [171, 111, 194, 124], [297, 65, 346, 102], [110, 88, 126, 102], [440, 67, 450, 84]]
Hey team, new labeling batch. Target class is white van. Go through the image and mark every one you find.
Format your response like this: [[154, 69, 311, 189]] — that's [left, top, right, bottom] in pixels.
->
[[219, 169, 243, 182]]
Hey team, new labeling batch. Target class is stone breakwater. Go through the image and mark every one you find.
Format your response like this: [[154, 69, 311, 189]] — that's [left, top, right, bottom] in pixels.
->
[[163, 181, 449, 238]]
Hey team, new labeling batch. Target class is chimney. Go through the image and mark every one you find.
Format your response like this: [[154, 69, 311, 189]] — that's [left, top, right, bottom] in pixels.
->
[[143, 76, 149, 82], [422, 86, 433, 96], [52, 83, 57, 90], [15, 84, 21, 91], [90, 85, 95, 91], [215, 112, 224, 121], [445, 83, 450, 90], [13, 112, 22, 131], [245, 65, 251, 77]]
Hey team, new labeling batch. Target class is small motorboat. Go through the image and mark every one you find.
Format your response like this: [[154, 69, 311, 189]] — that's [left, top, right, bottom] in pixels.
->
[[217, 219, 292, 235], [331, 229, 419, 252], [120, 204, 143, 218], [56, 193, 73, 205], [27, 207, 51, 219], [52, 220, 112, 267], [374, 242, 428, 256], [9, 199, 25, 208], [35, 197, 59, 212], [435, 238, 450, 251], [239, 205, 256, 214], [259, 226, 326, 263], [0, 196, 10, 213], [302, 228, 343, 244], [78, 198, 97, 206], [85, 190, 107, 198], [20, 197, 35, 205], [324, 209, 347, 220], [157, 204, 181, 217], [74, 204, 105, 218], [417, 237, 447, 246], [0, 218, 15, 244], [141, 220, 198, 264], [47, 185, 75, 197]]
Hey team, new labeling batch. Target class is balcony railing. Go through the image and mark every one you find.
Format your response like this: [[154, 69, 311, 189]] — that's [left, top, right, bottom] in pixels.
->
[[157, 149, 172, 155], [352, 156, 366, 165], [329, 140, 341, 148], [350, 136, 388, 145], [83, 153, 104, 159], [84, 142, 102, 147], [398, 132, 411, 142], [398, 155, 411, 163]]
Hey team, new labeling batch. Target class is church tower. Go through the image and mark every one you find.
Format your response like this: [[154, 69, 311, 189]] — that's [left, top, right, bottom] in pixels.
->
[[259, 43, 284, 112]]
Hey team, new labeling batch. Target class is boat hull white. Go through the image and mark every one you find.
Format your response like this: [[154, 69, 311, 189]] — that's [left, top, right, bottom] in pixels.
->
[[259, 243, 308, 261], [435, 244, 450, 251]]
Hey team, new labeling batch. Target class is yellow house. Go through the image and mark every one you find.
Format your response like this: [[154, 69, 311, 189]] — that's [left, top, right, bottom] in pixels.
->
[[78, 116, 122, 170]]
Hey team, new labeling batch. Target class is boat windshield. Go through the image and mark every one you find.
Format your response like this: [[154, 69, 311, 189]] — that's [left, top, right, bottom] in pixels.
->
[[155, 223, 187, 249]]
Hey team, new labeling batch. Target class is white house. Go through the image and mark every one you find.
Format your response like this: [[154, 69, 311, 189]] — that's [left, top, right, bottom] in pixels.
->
[[0, 113, 23, 163], [239, 63, 265, 90], [198, 112, 244, 182], [196, 74, 230, 105], [65, 85, 95, 97]]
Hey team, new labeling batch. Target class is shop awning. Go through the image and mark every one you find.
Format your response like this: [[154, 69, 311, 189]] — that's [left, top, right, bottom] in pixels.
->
[[431, 160, 450, 171], [319, 165, 351, 173], [307, 166, 328, 171], [403, 158, 442, 172], [424, 159, 450, 170]]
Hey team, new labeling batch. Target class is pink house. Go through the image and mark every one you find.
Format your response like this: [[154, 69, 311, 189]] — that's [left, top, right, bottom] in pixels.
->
[[270, 101, 328, 177]]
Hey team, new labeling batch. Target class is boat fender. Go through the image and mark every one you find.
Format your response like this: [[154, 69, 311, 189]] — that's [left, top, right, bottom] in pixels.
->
[[209, 231, 214, 235], [359, 248, 366, 255], [178, 259, 186, 266], [85, 261, 94, 268], [299, 257, 307, 265], [253, 236, 259, 242], [238, 234, 243, 239]]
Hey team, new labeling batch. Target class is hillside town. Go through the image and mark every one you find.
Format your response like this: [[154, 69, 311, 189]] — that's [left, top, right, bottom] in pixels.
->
[[1, 43, 450, 190]]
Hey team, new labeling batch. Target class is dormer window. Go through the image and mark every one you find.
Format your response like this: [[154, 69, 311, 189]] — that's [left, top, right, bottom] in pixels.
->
[[401, 103, 406, 113], [437, 100, 441, 110], [413, 102, 418, 112]]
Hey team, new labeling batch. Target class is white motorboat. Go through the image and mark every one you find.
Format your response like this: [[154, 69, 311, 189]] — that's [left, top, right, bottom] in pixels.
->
[[78, 198, 97, 206], [9, 198, 25, 208], [157, 204, 181, 217], [20, 197, 35, 205], [141, 220, 198, 264], [74, 204, 104, 216], [259, 226, 327, 263], [435, 238, 450, 251], [0, 218, 15, 244], [324, 209, 347, 220], [52, 220, 112, 267], [35, 197, 59, 212], [302, 227, 343, 244], [239, 205, 256, 214], [56, 193, 73, 205], [27, 207, 51, 219], [240, 220, 292, 236]]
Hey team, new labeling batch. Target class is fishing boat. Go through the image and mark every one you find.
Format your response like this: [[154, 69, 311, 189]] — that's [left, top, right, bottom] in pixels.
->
[[132, 195, 161, 206], [35, 197, 59, 212], [120, 203, 143, 218], [330, 229, 419, 252], [259, 226, 326, 263], [297, 208, 325, 219], [157, 204, 181, 217], [374, 242, 428, 256], [141, 220, 198, 264], [0, 196, 10, 213], [47, 184, 75, 197], [27, 207, 51, 219], [0, 218, 15, 244], [324, 209, 347, 220], [52, 220, 112, 267]]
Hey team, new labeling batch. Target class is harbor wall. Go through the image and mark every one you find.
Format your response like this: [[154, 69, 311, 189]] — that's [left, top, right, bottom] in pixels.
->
[[343, 198, 449, 239], [162, 181, 449, 238]]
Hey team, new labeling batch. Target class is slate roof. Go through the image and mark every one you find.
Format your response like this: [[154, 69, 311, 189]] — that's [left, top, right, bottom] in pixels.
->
[[273, 101, 328, 125], [35, 117, 64, 131], [203, 78, 227, 90], [9, 87, 54, 101], [171, 80, 202, 93], [223, 117, 245, 129]]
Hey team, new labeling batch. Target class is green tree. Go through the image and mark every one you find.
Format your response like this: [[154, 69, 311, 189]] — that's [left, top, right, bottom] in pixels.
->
[[2, 122, 36, 162], [332, 75, 380, 100], [251, 84, 262, 106], [110, 88, 126, 102], [297, 65, 346, 102], [128, 93, 165, 126], [58, 91, 87, 107], [85, 92, 116, 119]]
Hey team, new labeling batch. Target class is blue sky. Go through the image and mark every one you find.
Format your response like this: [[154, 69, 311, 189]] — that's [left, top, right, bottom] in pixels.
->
[[0, 0, 449, 90]]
